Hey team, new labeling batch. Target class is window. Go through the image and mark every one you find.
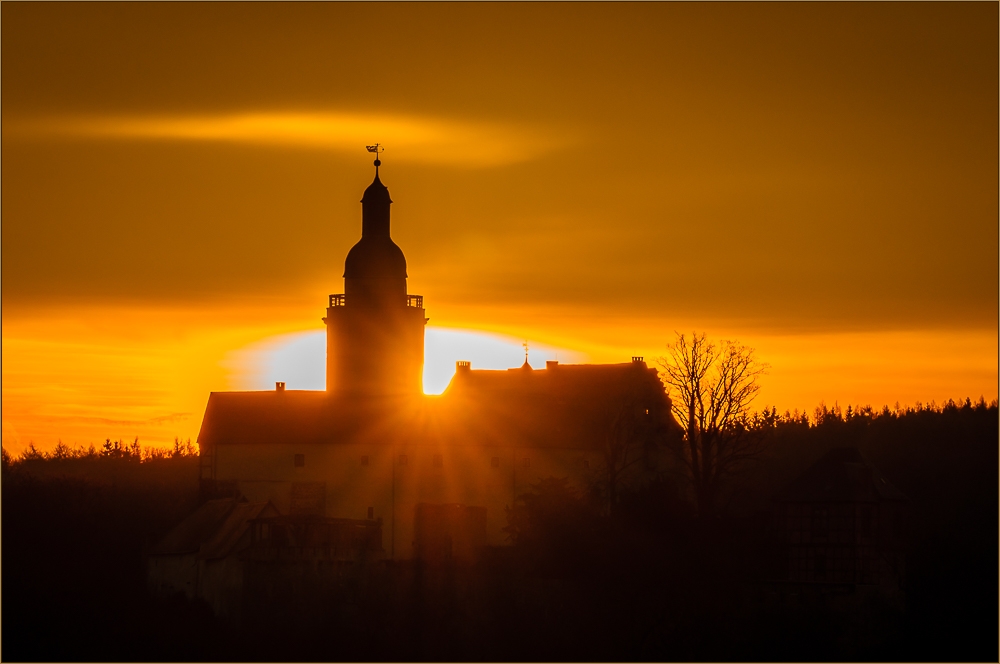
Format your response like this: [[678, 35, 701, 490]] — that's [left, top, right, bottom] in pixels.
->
[[490, 456, 500, 468], [522, 457, 530, 469], [367, 507, 374, 520], [582, 459, 590, 469], [433, 454, 443, 468], [361, 455, 369, 467], [294, 454, 305, 468], [398, 454, 408, 466]]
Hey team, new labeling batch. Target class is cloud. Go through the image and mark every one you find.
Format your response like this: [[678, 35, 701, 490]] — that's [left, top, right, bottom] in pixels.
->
[[4, 111, 572, 167]]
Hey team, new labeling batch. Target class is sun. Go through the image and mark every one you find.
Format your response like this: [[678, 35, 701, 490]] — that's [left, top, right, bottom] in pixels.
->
[[228, 326, 587, 395]]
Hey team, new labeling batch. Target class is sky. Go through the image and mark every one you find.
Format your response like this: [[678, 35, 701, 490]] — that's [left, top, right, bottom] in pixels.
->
[[3, 3, 997, 454]]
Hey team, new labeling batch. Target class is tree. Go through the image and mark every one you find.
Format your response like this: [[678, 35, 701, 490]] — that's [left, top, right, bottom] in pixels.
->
[[1, 446, 14, 474], [656, 332, 768, 517]]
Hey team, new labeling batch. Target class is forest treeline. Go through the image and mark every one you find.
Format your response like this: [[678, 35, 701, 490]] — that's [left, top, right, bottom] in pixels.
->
[[2, 399, 997, 662], [5, 436, 198, 466]]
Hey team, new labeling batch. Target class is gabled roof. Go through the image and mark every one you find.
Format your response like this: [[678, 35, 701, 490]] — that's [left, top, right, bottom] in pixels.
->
[[776, 447, 907, 503], [198, 501, 279, 560], [148, 498, 277, 558], [197, 390, 346, 448], [196, 362, 678, 452], [440, 362, 676, 449], [149, 498, 237, 556]]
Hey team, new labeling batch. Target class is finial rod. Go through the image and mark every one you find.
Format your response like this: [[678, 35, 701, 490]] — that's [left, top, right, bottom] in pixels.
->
[[365, 143, 385, 173]]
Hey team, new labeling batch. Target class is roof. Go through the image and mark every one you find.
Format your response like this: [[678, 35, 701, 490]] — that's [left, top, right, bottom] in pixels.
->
[[148, 498, 237, 556], [196, 391, 419, 448], [360, 171, 392, 205], [441, 362, 674, 448], [344, 236, 407, 279], [196, 362, 679, 452], [198, 501, 278, 560], [776, 447, 907, 503], [149, 498, 277, 558]]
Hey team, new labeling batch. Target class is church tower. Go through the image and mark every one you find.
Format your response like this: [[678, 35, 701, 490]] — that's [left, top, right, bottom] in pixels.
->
[[324, 157, 427, 395]]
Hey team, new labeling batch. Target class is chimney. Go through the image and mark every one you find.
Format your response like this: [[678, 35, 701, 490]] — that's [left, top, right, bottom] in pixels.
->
[[276, 381, 286, 391], [546, 360, 559, 370]]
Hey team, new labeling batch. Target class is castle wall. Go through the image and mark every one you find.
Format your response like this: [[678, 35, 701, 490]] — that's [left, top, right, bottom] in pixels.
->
[[213, 442, 603, 559]]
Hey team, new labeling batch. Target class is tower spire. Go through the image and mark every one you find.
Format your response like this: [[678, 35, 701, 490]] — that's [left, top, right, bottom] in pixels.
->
[[359, 145, 392, 238]]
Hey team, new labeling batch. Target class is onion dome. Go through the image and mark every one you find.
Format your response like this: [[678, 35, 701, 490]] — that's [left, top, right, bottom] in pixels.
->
[[344, 237, 407, 279]]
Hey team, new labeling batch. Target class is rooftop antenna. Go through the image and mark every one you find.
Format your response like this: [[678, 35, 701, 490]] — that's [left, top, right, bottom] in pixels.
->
[[365, 143, 384, 174]]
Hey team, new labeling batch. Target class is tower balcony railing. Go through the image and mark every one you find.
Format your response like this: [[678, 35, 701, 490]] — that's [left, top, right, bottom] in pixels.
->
[[329, 294, 424, 308]]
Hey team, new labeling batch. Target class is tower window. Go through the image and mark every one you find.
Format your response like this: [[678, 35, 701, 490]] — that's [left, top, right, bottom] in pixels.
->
[[522, 457, 530, 469], [490, 456, 500, 469], [294, 454, 305, 468], [367, 507, 374, 520], [582, 459, 590, 469], [398, 454, 408, 466], [433, 454, 443, 468], [361, 455, 369, 467]]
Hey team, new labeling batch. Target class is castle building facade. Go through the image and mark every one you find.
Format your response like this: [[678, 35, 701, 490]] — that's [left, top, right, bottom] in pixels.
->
[[197, 160, 675, 560]]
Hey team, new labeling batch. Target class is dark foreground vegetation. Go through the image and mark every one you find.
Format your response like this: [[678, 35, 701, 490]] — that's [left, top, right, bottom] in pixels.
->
[[3, 400, 997, 662]]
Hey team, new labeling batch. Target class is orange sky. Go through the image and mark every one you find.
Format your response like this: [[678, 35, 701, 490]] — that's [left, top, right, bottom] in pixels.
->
[[3, 3, 997, 454]]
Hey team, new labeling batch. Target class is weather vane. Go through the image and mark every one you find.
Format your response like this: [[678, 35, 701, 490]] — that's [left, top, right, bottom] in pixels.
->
[[365, 143, 384, 170], [523, 340, 529, 364]]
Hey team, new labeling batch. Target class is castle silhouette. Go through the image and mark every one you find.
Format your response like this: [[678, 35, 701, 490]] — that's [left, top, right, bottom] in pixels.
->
[[194, 157, 675, 562]]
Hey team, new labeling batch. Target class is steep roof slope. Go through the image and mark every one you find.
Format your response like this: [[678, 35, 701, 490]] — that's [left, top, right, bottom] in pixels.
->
[[198, 501, 279, 560], [148, 498, 238, 556], [149, 497, 278, 558]]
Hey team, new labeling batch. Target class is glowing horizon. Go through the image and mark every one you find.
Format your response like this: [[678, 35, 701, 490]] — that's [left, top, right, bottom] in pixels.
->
[[227, 326, 589, 396], [3, 304, 995, 457]]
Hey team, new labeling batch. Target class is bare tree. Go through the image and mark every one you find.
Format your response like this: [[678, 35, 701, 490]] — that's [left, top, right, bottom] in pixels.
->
[[657, 332, 768, 517]]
